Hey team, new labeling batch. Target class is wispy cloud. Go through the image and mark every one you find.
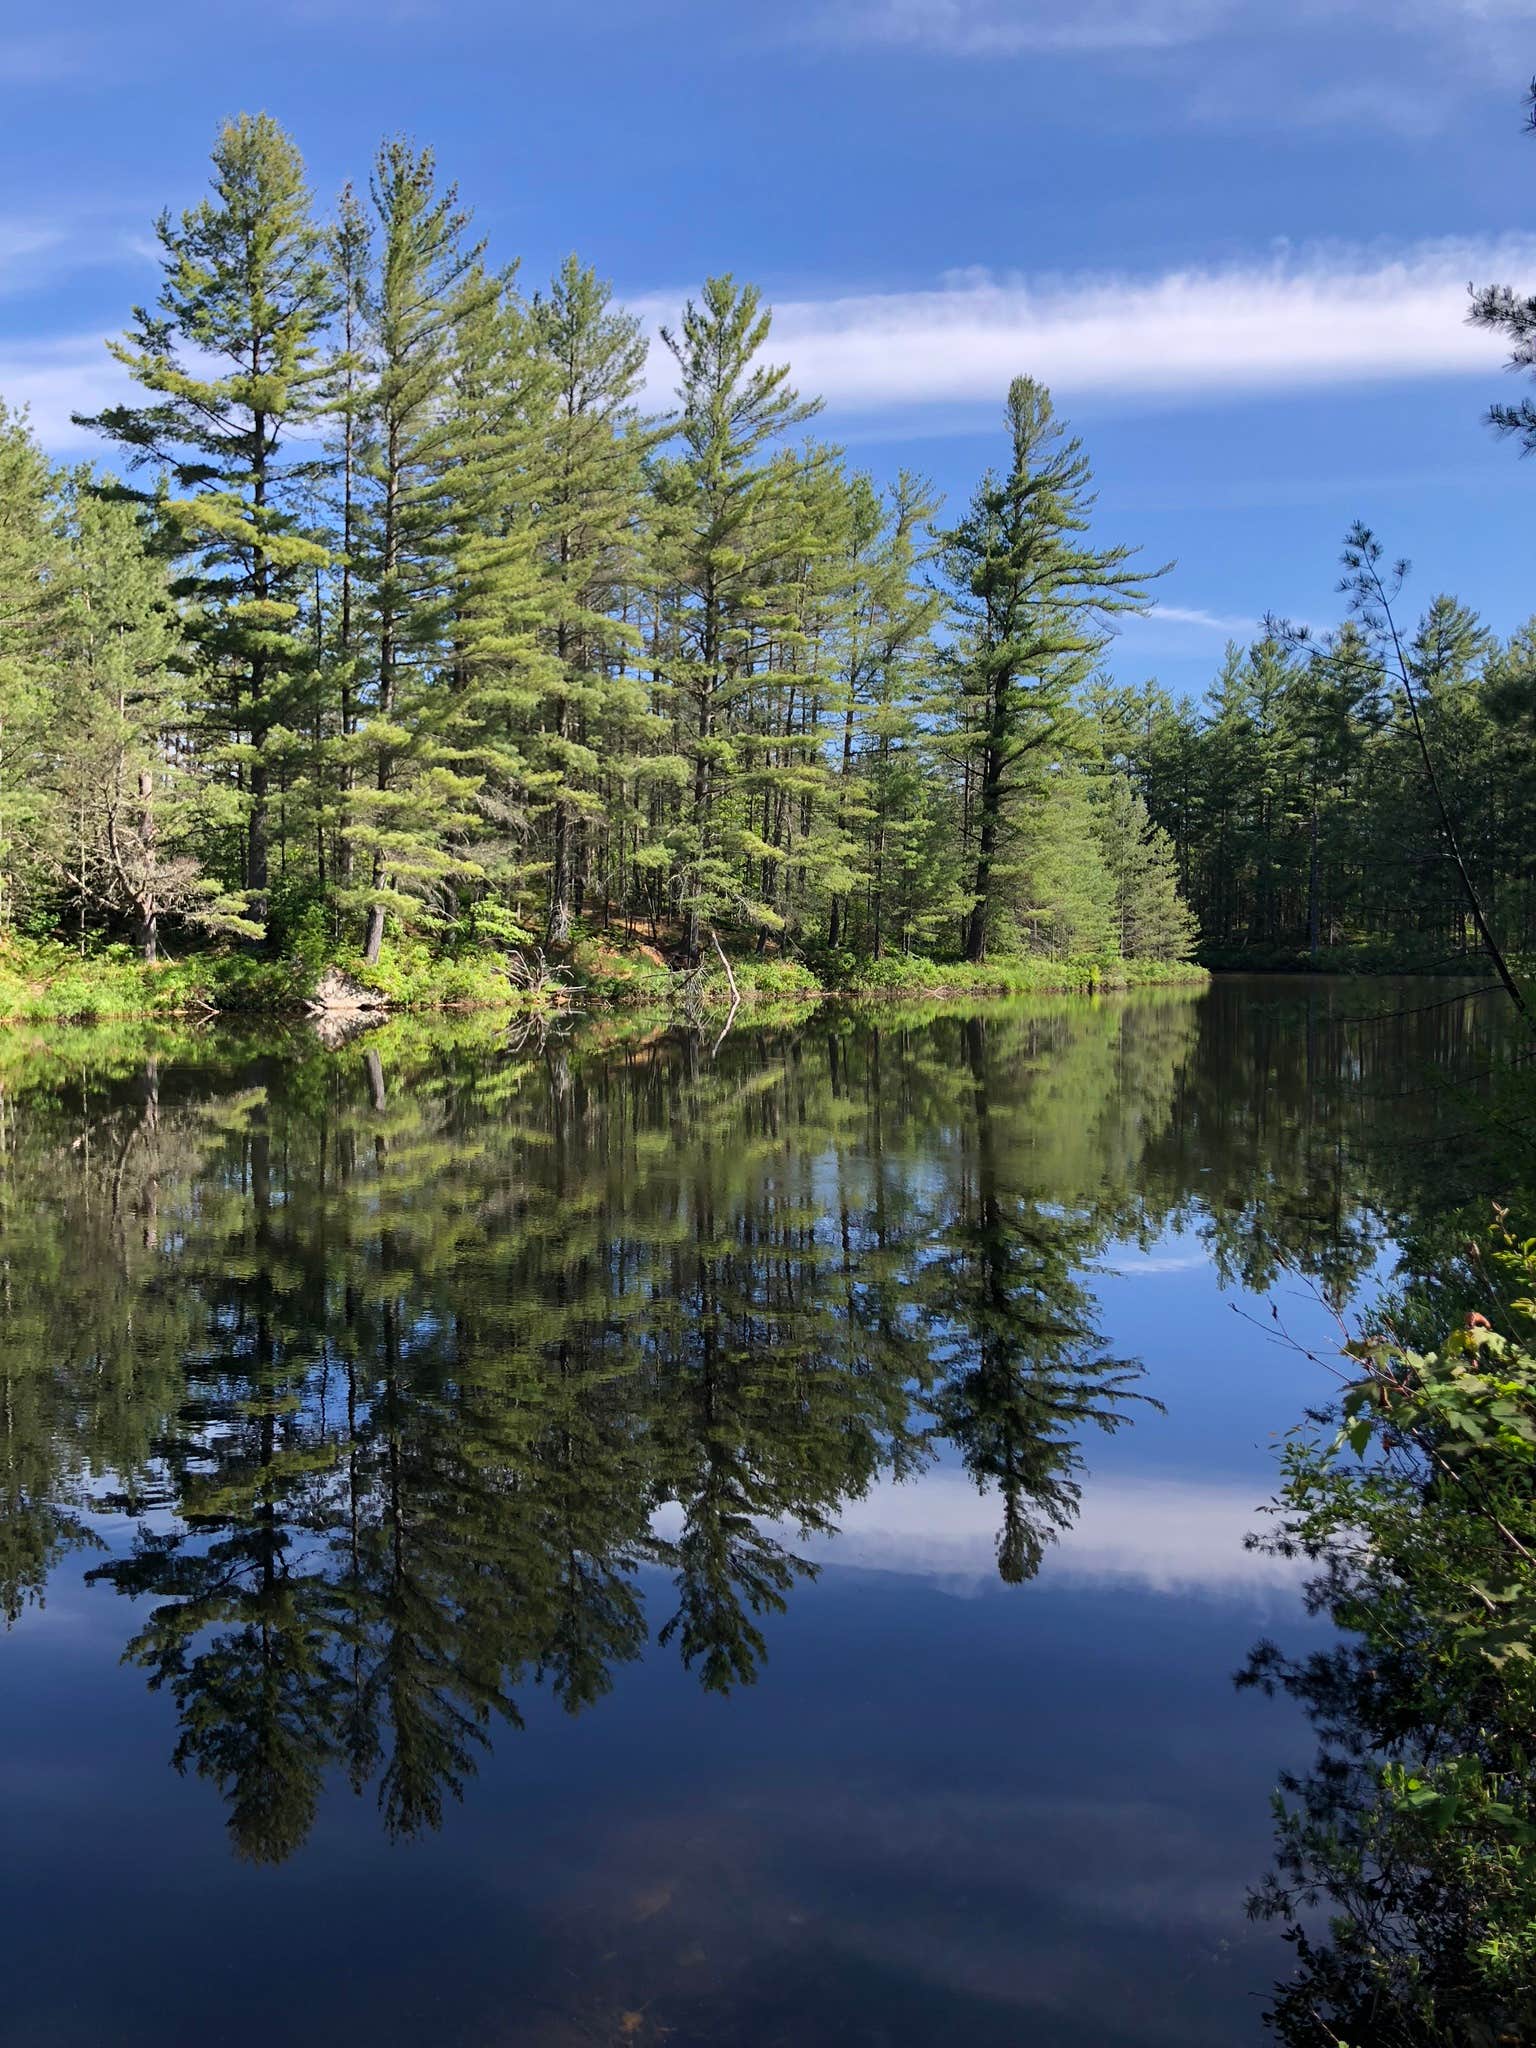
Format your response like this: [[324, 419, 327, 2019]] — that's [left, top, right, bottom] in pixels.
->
[[13, 236, 1530, 456], [809, 0, 1536, 129], [0, 335, 133, 450], [0, 33, 99, 85], [639, 239, 1528, 420], [650, 1469, 1305, 1598], [0, 217, 68, 277], [830, 0, 1229, 55], [0, 207, 160, 301], [1141, 605, 1258, 635], [823, 0, 1536, 58]]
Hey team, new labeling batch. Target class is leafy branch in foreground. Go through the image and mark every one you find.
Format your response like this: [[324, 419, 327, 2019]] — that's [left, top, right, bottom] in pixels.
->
[[1241, 1211, 1536, 2046]]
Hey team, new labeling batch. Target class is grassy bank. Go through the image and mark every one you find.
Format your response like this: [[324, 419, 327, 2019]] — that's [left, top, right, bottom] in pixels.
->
[[839, 954, 1209, 998], [0, 934, 1208, 1026]]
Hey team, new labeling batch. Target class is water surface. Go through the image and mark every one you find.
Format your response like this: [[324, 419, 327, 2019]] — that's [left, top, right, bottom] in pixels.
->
[[0, 977, 1509, 2046]]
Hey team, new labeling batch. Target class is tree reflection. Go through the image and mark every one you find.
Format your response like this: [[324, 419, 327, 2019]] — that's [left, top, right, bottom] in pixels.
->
[[0, 982, 1513, 1861], [920, 1016, 1156, 1582]]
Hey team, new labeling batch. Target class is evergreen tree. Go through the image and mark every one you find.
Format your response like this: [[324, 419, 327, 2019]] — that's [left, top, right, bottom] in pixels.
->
[[652, 276, 820, 958], [939, 377, 1159, 962], [0, 116, 1210, 983], [1289, 622, 1382, 956], [1005, 762, 1116, 959], [528, 257, 653, 946], [0, 404, 61, 927], [824, 470, 943, 957], [1481, 619, 1536, 947], [313, 182, 374, 913], [1093, 775, 1197, 963], [41, 479, 242, 958], [438, 273, 550, 941], [346, 139, 492, 962], [81, 114, 336, 930]]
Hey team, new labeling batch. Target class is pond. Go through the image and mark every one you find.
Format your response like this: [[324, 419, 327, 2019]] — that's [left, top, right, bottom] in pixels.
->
[[0, 976, 1513, 2046]]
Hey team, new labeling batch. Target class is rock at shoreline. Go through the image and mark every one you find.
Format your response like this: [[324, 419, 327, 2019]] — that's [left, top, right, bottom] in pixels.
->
[[305, 966, 388, 1016]]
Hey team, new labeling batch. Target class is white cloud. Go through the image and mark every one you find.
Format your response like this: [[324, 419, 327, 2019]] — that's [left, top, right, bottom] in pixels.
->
[[824, 1469, 1302, 1595], [1112, 605, 1261, 650], [1098, 1242, 1218, 1269], [0, 335, 134, 451], [14, 236, 1531, 457], [0, 219, 66, 268], [0, 217, 77, 301], [654, 1467, 1303, 1598], [811, 0, 1536, 128], [639, 239, 1529, 420], [0, 207, 161, 303]]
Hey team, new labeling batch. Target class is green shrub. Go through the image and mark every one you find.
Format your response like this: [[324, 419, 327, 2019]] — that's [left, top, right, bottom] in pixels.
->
[[723, 957, 822, 996]]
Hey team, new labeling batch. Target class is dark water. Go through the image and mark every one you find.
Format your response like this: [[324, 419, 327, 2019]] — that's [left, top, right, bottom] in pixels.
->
[[0, 977, 1511, 2047]]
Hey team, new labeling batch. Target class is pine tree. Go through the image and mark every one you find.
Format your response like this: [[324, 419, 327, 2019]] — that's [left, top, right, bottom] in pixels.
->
[[1093, 775, 1197, 962], [0, 118, 1209, 985], [1471, 109, 1536, 457], [652, 276, 820, 958], [81, 114, 336, 931], [346, 139, 493, 963], [1004, 763, 1116, 959], [836, 471, 947, 957], [314, 183, 374, 912], [940, 378, 1159, 962], [41, 478, 241, 959], [1481, 619, 1536, 950], [1289, 622, 1382, 956], [438, 274, 549, 943], [527, 257, 653, 946], [0, 403, 61, 928]]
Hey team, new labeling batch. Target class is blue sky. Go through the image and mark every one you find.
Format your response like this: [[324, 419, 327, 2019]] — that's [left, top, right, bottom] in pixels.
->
[[3, 0, 1535, 698]]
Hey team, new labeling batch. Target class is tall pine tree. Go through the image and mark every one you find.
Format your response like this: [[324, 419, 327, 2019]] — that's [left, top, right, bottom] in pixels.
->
[[82, 113, 336, 932], [652, 277, 820, 958], [939, 378, 1159, 962]]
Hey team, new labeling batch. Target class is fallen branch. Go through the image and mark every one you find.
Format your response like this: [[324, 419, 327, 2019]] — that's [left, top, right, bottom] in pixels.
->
[[708, 927, 740, 1006], [501, 948, 576, 1000]]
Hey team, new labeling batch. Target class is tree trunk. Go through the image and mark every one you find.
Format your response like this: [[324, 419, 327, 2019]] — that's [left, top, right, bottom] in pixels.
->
[[1306, 802, 1321, 961], [247, 399, 270, 919], [363, 425, 401, 963], [547, 800, 573, 947], [966, 743, 1003, 963], [137, 768, 158, 963]]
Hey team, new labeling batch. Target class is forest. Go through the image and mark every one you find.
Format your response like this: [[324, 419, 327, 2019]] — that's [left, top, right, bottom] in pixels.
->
[[2, 112, 1205, 1010], [9, 22, 1536, 2046], [4, 113, 1530, 1013], [1097, 599, 1536, 971]]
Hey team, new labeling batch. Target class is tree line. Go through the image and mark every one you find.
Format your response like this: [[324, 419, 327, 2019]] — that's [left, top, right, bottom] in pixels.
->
[[0, 114, 1195, 979], [1091, 586, 1536, 970]]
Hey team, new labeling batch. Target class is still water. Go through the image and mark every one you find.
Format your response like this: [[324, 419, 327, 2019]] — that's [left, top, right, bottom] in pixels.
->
[[0, 977, 1510, 2046]]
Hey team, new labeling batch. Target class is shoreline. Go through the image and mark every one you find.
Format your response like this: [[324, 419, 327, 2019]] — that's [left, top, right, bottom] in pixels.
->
[[0, 950, 1211, 1029]]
